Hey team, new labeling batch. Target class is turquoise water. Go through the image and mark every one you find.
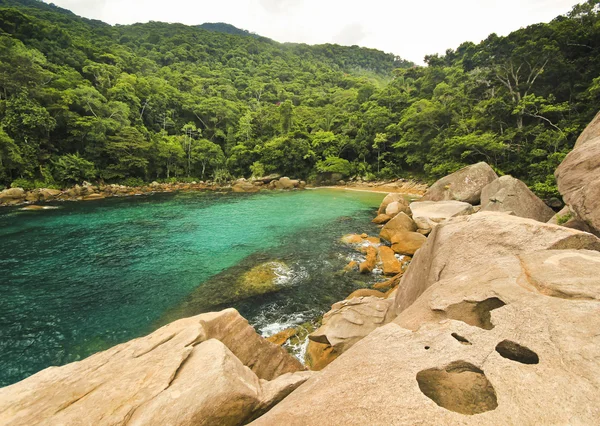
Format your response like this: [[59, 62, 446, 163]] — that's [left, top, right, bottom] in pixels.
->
[[0, 189, 384, 387]]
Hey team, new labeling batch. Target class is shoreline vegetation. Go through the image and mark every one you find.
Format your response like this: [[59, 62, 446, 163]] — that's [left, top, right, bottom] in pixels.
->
[[0, 176, 428, 208]]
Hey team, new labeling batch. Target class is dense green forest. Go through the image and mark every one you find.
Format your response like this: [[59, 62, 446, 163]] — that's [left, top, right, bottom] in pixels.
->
[[0, 0, 599, 197]]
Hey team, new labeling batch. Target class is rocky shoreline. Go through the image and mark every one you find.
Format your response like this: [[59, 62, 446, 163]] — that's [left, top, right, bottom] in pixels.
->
[[2, 114, 600, 424], [0, 176, 427, 208]]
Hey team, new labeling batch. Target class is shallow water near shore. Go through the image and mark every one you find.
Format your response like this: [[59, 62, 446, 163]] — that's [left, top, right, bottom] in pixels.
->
[[0, 189, 386, 387]]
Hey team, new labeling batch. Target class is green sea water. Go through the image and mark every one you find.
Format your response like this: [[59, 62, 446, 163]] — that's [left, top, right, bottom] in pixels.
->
[[0, 189, 385, 387]]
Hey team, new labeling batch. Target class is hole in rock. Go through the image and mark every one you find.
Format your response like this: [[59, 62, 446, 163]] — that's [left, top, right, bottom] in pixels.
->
[[451, 333, 472, 345], [416, 361, 498, 415], [444, 297, 506, 330], [495, 340, 539, 364], [424, 346, 430, 350]]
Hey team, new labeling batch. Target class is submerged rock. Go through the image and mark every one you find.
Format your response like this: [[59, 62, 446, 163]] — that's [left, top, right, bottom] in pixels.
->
[[161, 261, 291, 322], [0, 309, 309, 426]]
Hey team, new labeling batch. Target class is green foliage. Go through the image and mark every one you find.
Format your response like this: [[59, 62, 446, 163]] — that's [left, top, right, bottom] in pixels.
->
[[557, 212, 573, 225], [0, 0, 598, 192], [10, 178, 35, 190], [121, 177, 145, 187], [52, 153, 96, 184], [250, 161, 265, 177], [315, 156, 353, 177]]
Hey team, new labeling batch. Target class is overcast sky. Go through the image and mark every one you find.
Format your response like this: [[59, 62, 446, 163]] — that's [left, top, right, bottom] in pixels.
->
[[44, 0, 581, 64]]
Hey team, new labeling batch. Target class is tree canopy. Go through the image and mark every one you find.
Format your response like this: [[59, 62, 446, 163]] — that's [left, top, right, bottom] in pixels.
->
[[1, 0, 599, 198]]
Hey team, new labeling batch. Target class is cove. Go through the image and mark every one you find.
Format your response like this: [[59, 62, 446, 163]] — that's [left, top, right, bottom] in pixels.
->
[[0, 189, 384, 387]]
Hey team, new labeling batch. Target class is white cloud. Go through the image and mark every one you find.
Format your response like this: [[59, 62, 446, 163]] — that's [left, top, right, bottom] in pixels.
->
[[333, 22, 368, 46], [43, 0, 581, 64]]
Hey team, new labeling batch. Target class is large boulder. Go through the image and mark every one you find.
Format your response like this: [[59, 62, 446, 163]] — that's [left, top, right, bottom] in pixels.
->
[[255, 250, 600, 425], [555, 129, 600, 236], [421, 162, 498, 204], [391, 231, 427, 255], [308, 296, 395, 368], [378, 246, 402, 276], [377, 193, 409, 215], [233, 179, 260, 193], [0, 309, 309, 426], [409, 200, 474, 233], [574, 110, 600, 149], [379, 212, 417, 242], [39, 188, 62, 201], [393, 212, 600, 316], [274, 177, 298, 190], [0, 187, 25, 203], [480, 175, 554, 222]]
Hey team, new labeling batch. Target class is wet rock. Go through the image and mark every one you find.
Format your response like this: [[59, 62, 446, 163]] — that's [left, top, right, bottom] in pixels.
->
[[391, 231, 427, 256], [346, 289, 386, 299], [305, 340, 338, 371], [343, 260, 358, 272], [379, 246, 402, 276], [308, 296, 395, 366], [82, 193, 106, 201], [255, 250, 600, 425], [421, 162, 498, 204], [359, 246, 378, 274], [380, 212, 417, 242], [267, 328, 298, 346], [341, 234, 363, 245], [372, 214, 392, 224]]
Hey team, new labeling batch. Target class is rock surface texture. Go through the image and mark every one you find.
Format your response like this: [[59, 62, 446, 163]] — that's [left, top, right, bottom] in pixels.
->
[[555, 122, 600, 235], [309, 296, 395, 354], [421, 162, 498, 204], [0, 309, 309, 426], [480, 175, 555, 222], [253, 249, 600, 425], [393, 212, 600, 315], [409, 200, 474, 233]]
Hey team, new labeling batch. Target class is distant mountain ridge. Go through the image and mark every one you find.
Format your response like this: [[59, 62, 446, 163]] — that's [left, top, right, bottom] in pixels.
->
[[198, 22, 266, 39]]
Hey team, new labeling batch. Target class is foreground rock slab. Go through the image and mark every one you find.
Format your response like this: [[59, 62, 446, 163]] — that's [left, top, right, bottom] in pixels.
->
[[253, 250, 600, 425], [0, 309, 308, 426], [394, 212, 600, 316], [421, 162, 498, 204]]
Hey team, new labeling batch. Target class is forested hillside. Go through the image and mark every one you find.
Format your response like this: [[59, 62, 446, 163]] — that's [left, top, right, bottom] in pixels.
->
[[0, 0, 599, 197]]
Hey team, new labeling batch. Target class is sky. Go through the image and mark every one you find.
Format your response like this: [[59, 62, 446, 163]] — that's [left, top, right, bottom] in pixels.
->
[[44, 0, 581, 64]]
